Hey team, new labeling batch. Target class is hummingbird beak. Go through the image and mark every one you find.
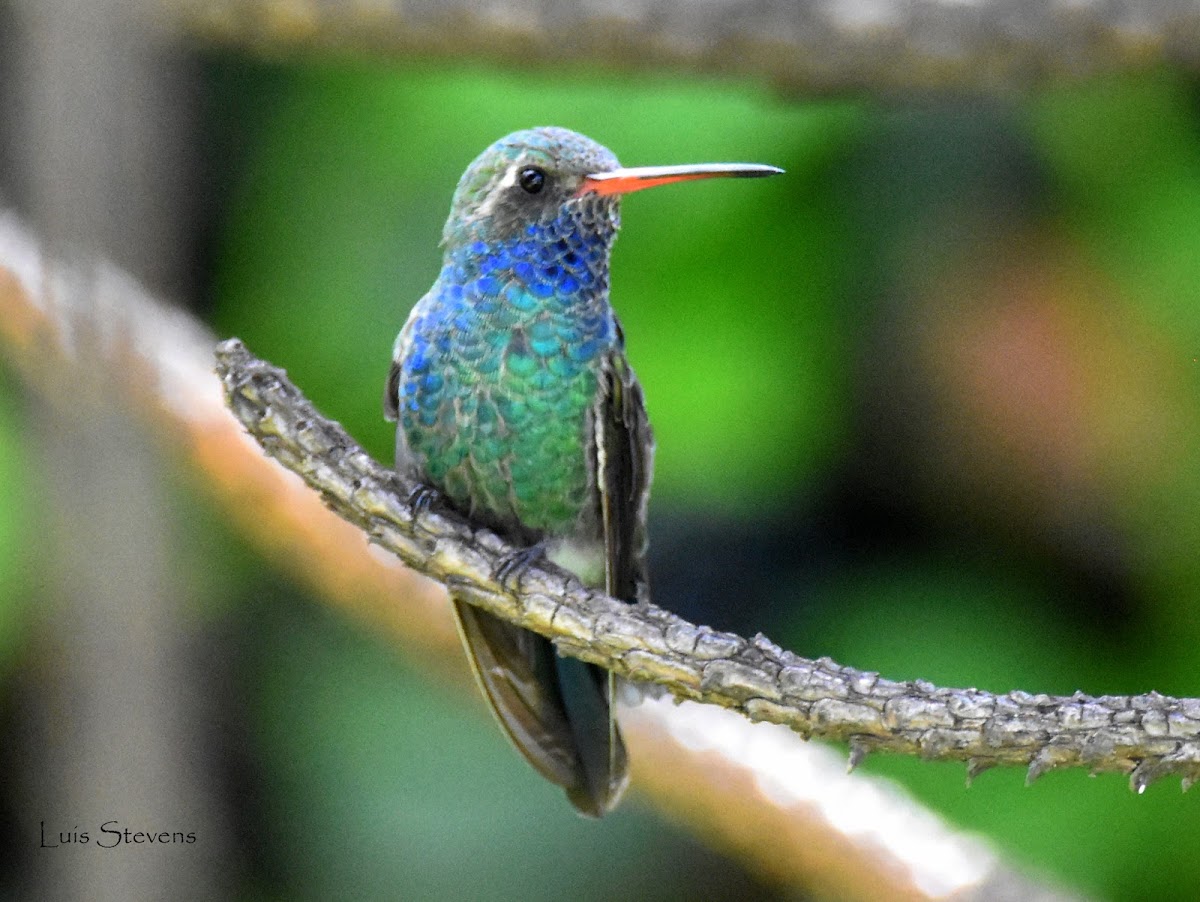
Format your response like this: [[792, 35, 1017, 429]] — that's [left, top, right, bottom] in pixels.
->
[[578, 162, 784, 197]]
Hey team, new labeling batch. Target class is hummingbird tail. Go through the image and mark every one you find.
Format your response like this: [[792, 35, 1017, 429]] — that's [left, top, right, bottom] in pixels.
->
[[451, 597, 629, 816], [554, 655, 629, 816]]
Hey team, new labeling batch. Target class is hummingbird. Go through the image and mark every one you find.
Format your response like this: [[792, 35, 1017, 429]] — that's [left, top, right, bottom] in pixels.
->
[[385, 127, 781, 816]]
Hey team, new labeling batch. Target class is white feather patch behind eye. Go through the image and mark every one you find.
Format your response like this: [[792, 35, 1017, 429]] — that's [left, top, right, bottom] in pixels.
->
[[475, 163, 522, 219]]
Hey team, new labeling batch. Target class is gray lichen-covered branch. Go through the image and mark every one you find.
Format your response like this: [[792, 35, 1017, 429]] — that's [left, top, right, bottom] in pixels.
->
[[185, 0, 1200, 92], [217, 337, 1200, 793]]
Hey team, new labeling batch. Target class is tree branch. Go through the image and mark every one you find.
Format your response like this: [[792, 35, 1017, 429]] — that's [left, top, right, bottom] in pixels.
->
[[217, 336, 1200, 795], [184, 0, 1200, 92]]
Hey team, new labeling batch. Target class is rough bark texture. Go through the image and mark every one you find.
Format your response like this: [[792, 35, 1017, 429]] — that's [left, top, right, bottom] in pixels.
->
[[217, 337, 1200, 794]]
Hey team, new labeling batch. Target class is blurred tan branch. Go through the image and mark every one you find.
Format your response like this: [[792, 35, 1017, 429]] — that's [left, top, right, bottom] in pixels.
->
[[0, 210, 1082, 900], [181, 0, 1200, 91]]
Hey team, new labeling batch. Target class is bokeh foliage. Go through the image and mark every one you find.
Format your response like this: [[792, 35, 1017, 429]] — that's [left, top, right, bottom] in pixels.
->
[[0, 369, 31, 675]]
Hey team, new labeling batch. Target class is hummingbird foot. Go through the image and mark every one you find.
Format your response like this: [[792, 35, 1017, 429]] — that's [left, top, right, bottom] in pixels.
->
[[494, 541, 547, 593], [407, 483, 441, 514]]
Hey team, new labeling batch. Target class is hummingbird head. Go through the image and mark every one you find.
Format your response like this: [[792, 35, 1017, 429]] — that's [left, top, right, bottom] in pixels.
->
[[443, 126, 784, 248], [444, 126, 622, 247]]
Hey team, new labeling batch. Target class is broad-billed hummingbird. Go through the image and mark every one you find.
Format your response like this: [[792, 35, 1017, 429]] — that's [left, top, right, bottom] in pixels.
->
[[385, 127, 781, 816]]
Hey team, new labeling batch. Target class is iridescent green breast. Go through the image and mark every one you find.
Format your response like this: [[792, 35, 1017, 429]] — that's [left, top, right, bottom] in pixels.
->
[[395, 222, 617, 538], [401, 338, 598, 535]]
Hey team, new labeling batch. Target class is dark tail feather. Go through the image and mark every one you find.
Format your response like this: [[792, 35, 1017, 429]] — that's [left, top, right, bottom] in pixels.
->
[[555, 656, 628, 817], [451, 598, 628, 816]]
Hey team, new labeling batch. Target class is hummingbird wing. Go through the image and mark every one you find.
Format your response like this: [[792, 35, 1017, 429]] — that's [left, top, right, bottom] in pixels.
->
[[540, 346, 654, 813], [383, 357, 402, 423], [595, 348, 654, 606], [384, 292, 432, 424]]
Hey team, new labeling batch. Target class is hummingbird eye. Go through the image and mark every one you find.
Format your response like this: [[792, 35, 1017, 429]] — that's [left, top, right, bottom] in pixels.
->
[[517, 166, 546, 194]]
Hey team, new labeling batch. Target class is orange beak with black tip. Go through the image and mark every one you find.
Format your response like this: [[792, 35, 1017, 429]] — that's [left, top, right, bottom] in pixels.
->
[[579, 162, 785, 196]]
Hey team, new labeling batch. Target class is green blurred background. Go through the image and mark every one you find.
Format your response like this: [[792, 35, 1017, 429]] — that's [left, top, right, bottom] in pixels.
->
[[5, 45, 1200, 901]]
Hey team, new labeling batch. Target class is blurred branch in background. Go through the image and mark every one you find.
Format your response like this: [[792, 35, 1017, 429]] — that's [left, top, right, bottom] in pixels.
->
[[0, 211, 453, 659], [182, 0, 1200, 91], [0, 212, 1082, 901]]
